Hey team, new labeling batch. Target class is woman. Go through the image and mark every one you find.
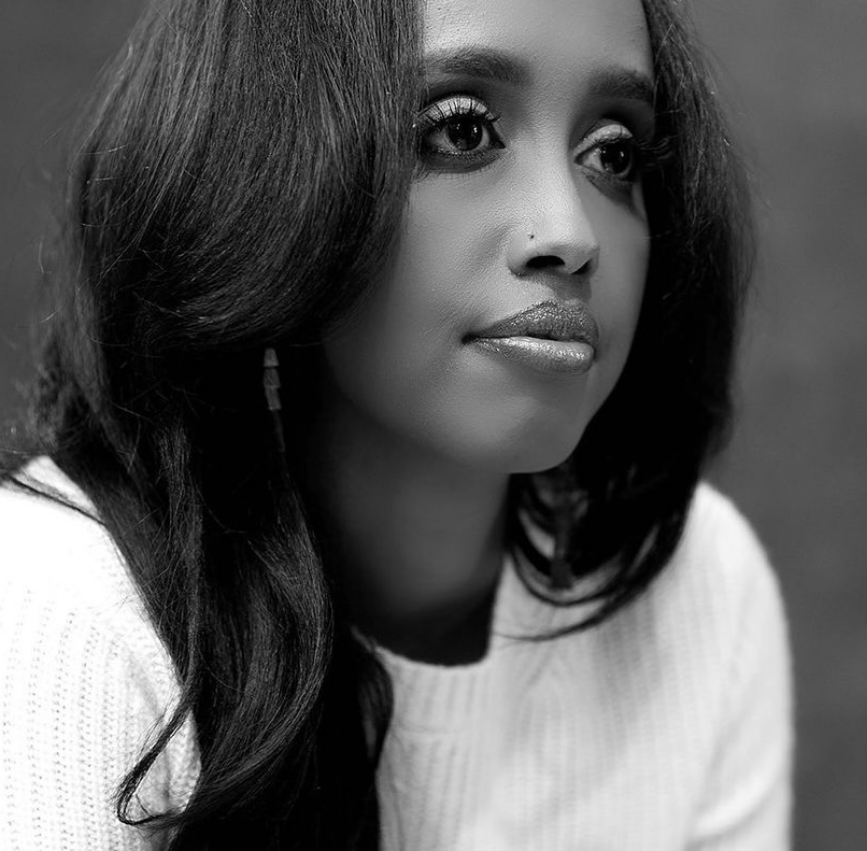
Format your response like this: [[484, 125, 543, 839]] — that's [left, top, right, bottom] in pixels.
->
[[0, 0, 793, 848]]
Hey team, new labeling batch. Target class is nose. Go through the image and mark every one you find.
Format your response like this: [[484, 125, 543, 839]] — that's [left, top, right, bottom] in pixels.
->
[[506, 165, 600, 278]]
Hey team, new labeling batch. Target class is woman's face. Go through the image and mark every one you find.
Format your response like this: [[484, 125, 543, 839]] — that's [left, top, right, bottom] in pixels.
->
[[320, 0, 654, 474]]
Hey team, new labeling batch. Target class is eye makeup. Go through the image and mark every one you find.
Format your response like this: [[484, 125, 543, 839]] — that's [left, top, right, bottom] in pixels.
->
[[414, 47, 665, 184], [415, 94, 504, 170]]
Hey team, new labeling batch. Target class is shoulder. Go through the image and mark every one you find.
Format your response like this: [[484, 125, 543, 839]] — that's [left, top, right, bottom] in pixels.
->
[[601, 483, 791, 739], [632, 489, 794, 845], [548, 482, 784, 643], [0, 459, 198, 830], [613, 481, 787, 656], [682, 482, 771, 575], [0, 457, 145, 623], [0, 457, 175, 705], [660, 481, 784, 631], [577, 482, 790, 716]]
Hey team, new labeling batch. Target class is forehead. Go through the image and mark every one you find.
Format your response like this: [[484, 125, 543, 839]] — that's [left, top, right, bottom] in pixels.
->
[[422, 0, 652, 79]]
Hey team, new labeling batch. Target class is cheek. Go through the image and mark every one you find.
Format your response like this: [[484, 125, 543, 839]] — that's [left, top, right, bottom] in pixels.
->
[[318, 190, 489, 443], [388, 179, 504, 325], [322, 182, 501, 392]]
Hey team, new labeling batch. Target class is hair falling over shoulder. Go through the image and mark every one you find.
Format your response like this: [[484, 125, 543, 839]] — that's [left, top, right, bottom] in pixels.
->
[[11, 0, 420, 847], [1, 0, 753, 847]]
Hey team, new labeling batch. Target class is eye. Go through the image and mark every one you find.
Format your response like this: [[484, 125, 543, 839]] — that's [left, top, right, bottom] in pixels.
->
[[577, 124, 641, 184], [416, 95, 504, 162], [596, 141, 636, 179]]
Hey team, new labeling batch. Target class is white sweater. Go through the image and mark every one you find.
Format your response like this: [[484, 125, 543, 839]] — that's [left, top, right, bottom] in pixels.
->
[[0, 458, 793, 850]]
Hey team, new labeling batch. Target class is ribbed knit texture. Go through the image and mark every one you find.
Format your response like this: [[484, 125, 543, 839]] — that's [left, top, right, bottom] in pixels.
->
[[0, 459, 793, 850]]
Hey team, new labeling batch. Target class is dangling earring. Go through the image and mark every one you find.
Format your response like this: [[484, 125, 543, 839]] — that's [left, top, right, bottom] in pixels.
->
[[263, 347, 287, 458]]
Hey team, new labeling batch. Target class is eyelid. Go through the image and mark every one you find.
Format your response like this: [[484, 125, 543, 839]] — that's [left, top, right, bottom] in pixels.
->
[[577, 120, 674, 178], [575, 122, 635, 156], [415, 94, 499, 130]]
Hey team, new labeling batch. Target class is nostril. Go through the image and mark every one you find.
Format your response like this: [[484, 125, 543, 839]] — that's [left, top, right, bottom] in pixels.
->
[[573, 256, 595, 276], [526, 254, 565, 270]]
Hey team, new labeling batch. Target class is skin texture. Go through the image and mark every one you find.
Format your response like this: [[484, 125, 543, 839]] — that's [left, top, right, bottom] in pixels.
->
[[304, 0, 653, 663]]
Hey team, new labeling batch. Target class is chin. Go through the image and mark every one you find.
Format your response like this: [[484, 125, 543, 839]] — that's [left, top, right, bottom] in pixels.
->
[[444, 419, 588, 475], [503, 436, 584, 475], [419, 388, 598, 474]]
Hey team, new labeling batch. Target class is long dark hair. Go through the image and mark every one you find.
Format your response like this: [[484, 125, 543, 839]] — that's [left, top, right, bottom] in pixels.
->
[[513, 0, 754, 624], [2, 0, 752, 847]]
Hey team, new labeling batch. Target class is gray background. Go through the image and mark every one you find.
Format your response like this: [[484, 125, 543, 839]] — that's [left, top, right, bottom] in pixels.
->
[[1, 1, 865, 846]]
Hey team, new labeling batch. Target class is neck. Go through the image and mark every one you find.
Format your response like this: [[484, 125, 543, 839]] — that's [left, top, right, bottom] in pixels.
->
[[299, 385, 510, 664]]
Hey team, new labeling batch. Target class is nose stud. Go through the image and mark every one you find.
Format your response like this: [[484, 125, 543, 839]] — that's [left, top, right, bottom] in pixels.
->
[[528, 233, 535, 241]]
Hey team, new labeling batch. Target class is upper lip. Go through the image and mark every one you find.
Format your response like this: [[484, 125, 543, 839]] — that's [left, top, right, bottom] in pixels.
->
[[471, 300, 599, 348]]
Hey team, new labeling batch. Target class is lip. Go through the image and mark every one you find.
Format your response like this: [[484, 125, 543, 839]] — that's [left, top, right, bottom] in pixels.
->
[[470, 300, 600, 348], [467, 300, 599, 375]]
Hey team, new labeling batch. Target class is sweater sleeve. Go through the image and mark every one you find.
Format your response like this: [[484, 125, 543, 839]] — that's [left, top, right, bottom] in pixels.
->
[[0, 582, 180, 850], [686, 505, 795, 850], [0, 482, 197, 851]]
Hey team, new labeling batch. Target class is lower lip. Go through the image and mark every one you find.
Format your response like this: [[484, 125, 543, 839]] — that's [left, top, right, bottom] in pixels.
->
[[470, 336, 595, 375]]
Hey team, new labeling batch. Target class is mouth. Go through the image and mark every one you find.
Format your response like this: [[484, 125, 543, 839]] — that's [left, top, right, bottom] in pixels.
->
[[468, 300, 600, 347], [465, 300, 599, 376]]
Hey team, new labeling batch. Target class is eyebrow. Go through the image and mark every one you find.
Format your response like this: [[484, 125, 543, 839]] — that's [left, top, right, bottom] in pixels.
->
[[423, 47, 531, 87], [423, 46, 655, 107], [586, 67, 656, 107]]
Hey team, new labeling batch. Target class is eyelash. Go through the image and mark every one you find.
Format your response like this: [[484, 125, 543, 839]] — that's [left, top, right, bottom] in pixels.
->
[[415, 94, 672, 185]]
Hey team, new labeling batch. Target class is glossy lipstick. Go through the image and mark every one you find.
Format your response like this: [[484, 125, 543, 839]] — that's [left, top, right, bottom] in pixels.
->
[[468, 300, 599, 375]]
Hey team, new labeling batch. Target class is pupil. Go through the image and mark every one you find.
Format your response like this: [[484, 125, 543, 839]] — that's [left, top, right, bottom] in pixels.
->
[[601, 143, 632, 176], [446, 118, 483, 151]]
